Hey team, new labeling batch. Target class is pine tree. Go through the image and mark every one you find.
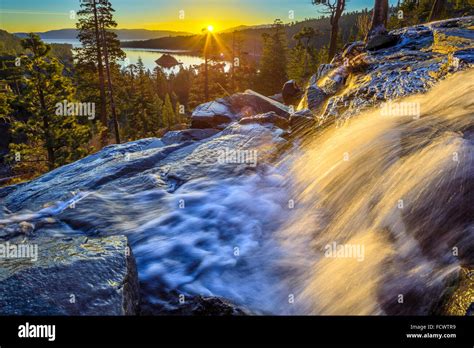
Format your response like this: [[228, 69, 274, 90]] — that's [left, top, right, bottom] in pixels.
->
[[8, 34, 91, 178], [188, 62, 229, 108], [0, 85, 13, 122], [76, 0, 124, 146], [367, 0, 390, 39], [429, 0, 447, 21], [136, 57, 152, 135], [312, 0, 346, 61], [149, 95, 164, 133], [231, 33, 257, 94], [162, 94, 175, 130], [289, 27, 319, 83], [257, 19, 288, 96], [153, 66, 169, 100]]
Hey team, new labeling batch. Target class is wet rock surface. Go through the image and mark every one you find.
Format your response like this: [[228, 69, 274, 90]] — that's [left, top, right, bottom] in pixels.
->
[[161, 128, 220, 145], [239, 111, 290, 130], [0, 235, 139, 315], [141, 295, 250, 316], [298, 16, 474, 123], [289, 109, 315, 132]]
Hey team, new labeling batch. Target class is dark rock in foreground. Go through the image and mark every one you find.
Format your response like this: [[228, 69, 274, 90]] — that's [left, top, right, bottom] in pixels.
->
[[366, 33, 400, 51], [282, 80, 302, 105], [141, 295, 249, 316], [0, 235, 139, 315]]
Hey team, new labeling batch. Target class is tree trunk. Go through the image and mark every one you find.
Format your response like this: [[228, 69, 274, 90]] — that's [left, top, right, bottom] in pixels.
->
[[328, 21, 339, 61], [100, 23, 121, 144], [328, 0, 345, 61], [429, 0, 446, 22], [204, 56, 209, 101], [92, 2, 108, 147], [37, 85, 55, 171], [367, 0, 389, 39]]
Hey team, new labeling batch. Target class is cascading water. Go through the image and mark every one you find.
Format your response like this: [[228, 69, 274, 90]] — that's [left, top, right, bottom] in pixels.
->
[[274, 68, 473, 314]]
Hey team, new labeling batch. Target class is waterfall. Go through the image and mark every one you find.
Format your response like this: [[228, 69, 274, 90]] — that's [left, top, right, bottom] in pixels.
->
[[276, 69, 474, 314]]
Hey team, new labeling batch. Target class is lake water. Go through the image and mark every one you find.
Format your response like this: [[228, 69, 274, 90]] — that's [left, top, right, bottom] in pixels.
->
[[44, 39, 207, 74]]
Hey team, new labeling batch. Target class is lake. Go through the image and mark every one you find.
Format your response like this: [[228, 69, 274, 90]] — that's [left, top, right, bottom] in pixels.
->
[[44, 39, 207, 74]]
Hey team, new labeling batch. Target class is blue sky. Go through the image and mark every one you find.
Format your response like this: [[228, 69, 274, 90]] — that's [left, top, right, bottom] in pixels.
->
[[0, 0, 398, 33]]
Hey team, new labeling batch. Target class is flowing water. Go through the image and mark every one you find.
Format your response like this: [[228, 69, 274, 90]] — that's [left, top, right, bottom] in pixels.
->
[[1, 69, 473, 315], [274, 69, 474, 314]]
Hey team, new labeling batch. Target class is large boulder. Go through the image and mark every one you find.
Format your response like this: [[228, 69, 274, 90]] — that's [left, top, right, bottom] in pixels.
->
[[298, 85, 328, 115], [190, 99, 235, 129], [239, 111, 289, 130], [281, 80, 302, 105], [191, 90, 290, 129], [366, 33, 400, 51], [228, 90, 290, 118], [161, 128, 220, 145], [0, 235, 140, 315]]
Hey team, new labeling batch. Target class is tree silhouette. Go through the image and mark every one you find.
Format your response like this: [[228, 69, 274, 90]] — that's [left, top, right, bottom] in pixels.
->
[[311, 0, 346, 61]]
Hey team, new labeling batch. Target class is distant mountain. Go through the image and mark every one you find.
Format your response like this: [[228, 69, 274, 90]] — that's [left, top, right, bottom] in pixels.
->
[[121, 35, 201, 53], [0, 29, 73, 68], [14, 28, 193, 41], [217, 24, 273, 33], [0, 29, 23, 54], [121, 12, 368, 59]]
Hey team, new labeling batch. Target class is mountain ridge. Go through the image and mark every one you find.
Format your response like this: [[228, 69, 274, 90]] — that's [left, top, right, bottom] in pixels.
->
[[14, 28, 193, 41]]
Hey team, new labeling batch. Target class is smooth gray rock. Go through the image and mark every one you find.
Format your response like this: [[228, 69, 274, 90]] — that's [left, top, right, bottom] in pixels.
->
[[191, 90, 290, 129], [161, 128, 220, 145], [239, 111, 289, 130], [268, 93, 284, 103], [229, 90, 290, 118], [0, 235, 139, 315]]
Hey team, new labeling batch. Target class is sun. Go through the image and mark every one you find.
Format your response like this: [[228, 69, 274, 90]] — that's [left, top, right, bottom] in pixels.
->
[[207, 25, 214, 32]]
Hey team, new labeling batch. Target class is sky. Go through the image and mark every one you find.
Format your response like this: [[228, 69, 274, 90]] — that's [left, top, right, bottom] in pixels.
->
[[0, 0, 398, 33]]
